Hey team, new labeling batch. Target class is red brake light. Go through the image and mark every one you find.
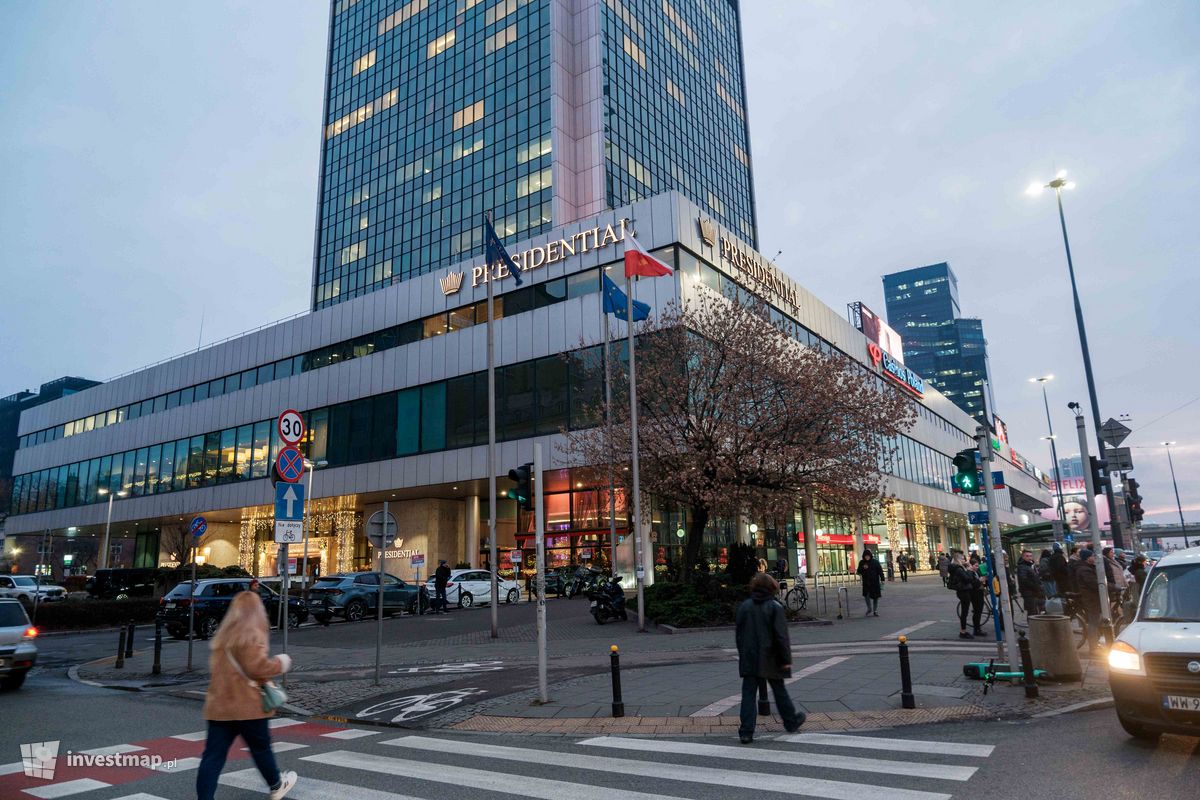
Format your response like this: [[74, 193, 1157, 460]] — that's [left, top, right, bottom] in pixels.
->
[[446, 582, 455, 588], [24, 626, 38, 638]]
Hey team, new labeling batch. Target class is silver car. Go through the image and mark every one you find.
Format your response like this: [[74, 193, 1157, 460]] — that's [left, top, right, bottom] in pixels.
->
[[0, 599, 39, 690]]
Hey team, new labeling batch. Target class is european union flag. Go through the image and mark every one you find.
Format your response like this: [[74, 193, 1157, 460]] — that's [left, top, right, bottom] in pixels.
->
[[484, 217, 523, 286], [602, 274, 650, 322]]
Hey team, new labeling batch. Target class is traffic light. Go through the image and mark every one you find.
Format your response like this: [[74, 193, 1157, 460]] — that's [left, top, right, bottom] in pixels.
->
[[952, 449, 984, 495], [1089, 456, 1111, 491], [506, 463, 534, 511], [1127, 478, 1144, 523]]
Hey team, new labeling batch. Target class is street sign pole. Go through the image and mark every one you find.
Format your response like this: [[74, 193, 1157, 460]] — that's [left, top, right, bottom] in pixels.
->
[[1075, 407, 1113, 644], [186, 515, 206, 672], [977, 421, 1015, 670], [534, 442, 548, 703], [281, 541, 289, 672], [375, 501, 388, 686]]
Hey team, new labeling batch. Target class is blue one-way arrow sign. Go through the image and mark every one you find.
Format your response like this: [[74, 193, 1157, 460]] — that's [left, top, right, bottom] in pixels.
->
[[275, 482, 305, 522]]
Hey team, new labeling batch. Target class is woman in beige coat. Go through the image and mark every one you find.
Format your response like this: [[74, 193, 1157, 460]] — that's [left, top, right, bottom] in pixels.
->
[[196, 590, 297, 800]]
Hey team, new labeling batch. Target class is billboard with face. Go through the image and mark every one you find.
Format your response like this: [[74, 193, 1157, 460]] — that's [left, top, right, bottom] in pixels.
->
[[852, 302, 905, 364], [1038, 476, 1111, 532]]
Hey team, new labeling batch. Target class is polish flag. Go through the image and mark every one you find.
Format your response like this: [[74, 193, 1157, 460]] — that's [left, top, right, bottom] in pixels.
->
[[623, 234, 674, 279]]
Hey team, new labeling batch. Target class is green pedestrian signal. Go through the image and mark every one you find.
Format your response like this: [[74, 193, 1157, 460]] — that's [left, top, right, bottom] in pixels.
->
[[506, 463, 534, 512], [953, 449, 984, 495]]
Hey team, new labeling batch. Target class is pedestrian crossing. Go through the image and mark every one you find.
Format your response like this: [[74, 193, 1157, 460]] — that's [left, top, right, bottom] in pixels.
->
[[4, 723, 996, 800]]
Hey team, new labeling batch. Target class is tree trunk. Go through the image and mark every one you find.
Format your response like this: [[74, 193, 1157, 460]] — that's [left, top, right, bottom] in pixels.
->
[[682, 504, 710, 579]]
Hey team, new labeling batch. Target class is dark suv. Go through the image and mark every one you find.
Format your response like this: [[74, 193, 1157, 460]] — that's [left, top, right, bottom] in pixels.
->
[[158, 578, 308, 639], [86, 568, 157, 600]]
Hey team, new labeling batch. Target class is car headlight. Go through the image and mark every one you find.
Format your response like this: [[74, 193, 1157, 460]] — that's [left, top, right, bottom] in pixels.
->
[[1108, 641, 1141, 672]]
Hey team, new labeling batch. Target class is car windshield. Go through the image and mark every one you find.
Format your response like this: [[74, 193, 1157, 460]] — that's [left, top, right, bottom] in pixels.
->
[[0, 603, 30, 627], [1138, 564, 1200, 622], [312, 577, 343, 587], [166, 584, 194, 598], [13, 577, 37, 587]]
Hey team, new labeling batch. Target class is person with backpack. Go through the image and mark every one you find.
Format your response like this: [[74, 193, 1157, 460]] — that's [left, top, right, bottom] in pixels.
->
[[938, 552, 950, 587], [734, 572, 804, 744], [949, 551, 984, 638]]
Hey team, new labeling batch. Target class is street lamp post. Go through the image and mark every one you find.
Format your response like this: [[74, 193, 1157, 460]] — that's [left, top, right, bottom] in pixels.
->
[[1027, 172, 1125, 548], [1030, 376, 1066, 521], [1161, 442, 1190, 547], [300, 459, 328, 602], [97, 488, 128, 569]]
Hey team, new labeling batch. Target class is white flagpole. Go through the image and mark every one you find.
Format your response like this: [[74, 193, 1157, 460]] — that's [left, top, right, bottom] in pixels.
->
[[603, 285, 617, 574], [625, 269, 646, 632], [486, 214, 498, 639]]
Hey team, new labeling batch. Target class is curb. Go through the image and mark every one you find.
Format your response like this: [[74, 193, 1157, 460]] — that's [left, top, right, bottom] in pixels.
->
[[1031, 696, 1114, 717], [658, 618, 832, 634]]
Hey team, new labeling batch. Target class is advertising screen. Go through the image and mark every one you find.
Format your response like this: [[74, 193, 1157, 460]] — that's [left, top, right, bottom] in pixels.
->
[[853, 302, 905, 364], [1037, 477, 1112, 533]]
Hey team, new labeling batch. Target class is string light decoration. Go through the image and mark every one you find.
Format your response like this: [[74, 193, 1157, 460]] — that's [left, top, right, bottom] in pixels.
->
[[237, 496, 361, 576], [883, 499, 901, 555], [912, 505, 928, 566]]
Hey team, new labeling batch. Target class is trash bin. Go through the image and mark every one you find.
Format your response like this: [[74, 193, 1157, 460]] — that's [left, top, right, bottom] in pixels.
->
[[1027, 614, 1081, 681]]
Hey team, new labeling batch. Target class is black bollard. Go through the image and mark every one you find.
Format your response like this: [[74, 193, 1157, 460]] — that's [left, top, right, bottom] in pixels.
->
[[757, 679, 770, 716], [152, 619, 163, 676], [125, 621, 135, 658], [609, 645, 624, 717], [115, 626, 127, 669], [898, 635, 915, 709], [1018, 630, 1039, 699]]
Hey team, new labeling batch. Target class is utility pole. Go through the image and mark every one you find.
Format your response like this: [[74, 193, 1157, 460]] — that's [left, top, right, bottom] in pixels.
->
[[1073, 403, 1112, 645], [977, 424, 1016, 668], [534, 443, 548, 703], [1162, 443, 1190, 548]]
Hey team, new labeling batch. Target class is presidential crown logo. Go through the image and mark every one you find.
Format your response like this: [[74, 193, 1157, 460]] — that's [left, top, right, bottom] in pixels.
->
[[439, 271, 464, 296], [697, 216, 716, 247]]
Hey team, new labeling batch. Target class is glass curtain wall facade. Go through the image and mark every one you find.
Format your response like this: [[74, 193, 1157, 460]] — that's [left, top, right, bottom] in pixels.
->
[[600, 0, 757, 245], [314, 0, 554, 309]]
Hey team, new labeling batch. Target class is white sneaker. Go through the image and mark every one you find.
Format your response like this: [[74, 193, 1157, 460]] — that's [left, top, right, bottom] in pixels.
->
[[269, 770, 298, 800]]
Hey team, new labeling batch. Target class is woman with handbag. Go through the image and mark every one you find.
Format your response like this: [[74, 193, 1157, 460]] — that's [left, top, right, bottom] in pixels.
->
[[197, 590, 298, 800]]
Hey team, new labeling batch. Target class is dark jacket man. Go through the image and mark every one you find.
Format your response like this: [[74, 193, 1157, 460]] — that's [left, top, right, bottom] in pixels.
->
[[1049, 547, 1071, 592], [734, 573, 802, 743], [1016, 557, 1044, 599]]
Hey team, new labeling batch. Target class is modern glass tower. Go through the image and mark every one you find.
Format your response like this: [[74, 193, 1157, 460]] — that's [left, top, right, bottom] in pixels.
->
[[311, 0, 757, 309], [882, 262, 994, 424]]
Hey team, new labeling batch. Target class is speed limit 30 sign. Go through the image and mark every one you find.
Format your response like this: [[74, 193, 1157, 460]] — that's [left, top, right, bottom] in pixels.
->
[[278, 409, 305, 445]]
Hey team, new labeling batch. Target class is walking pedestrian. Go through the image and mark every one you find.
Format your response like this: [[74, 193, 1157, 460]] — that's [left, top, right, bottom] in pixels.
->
[[898, 553, 909, 582], [734, 572, 804, 744], [1069, 549, 1102, 651], [1049, 543, 1070, 594], [1016, 549, 1045, 616], [938, 552, 950, 587], [967, 554, 986, 636], [1128, 554, 1148, 590], [856, 550, 884, 616], [196, 591, 297, 800], [1037, 549, 1056, 598], [948, 552, 981, 639], [434, 559, 451, 613], [885, 553, 895, 582]]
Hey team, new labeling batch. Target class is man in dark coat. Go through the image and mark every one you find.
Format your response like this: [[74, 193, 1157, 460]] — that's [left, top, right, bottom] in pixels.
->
[[1049, 544, 1070, 594], [735, 572, 803, 744], [1069, 549, 1103, 650], [1016, 549, 1045, 616], [434, 559, 452, 613], [897, 553, 909, 582], [856, 550, 884, 616]]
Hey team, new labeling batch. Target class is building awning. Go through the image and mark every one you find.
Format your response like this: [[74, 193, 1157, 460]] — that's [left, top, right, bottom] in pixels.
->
[[999, 520, 1057, 546]]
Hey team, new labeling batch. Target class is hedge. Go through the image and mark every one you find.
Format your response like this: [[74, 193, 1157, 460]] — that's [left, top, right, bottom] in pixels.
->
[[31, 598, 161, 631]]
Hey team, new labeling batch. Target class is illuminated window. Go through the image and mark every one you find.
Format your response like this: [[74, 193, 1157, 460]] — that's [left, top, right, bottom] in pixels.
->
[[666, 78, 685, 106], [452, 100, 485, 130], [518, 135, 551, 164], [627, 156, 650, 186], [351, 50, 376, 76], [707, 191, 725, 216], [485, 24, 517, 54], [485, 0, 517, 25], [427, 29, 457, 59], [714, 58, 730, 82], [661, 23, 698, 70], [423, 183, 443, 203], [732, 143, 748, 167], [359, 215, 369, 230], [623, 35, 646, 69], [326, 89, 399, 138], [715, 83, 744, 119], [662, 0, 696, 43], [456, 0, 482, 11], [340, 241, 367, 265], [378, 0, 429, 36], [517, 167, 552, 198], [604, 0, 644, 37]]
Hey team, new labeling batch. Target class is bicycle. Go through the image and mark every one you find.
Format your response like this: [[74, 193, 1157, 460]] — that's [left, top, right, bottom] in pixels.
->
[[780, 578, 808, 611]]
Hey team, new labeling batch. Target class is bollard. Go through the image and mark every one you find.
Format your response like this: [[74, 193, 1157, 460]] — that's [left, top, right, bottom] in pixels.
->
[[757, 678, 770, 716], [125, 621, 135, 659], [115, 626, 127, 669], [897, 635, 915, 709], [152, 619, 163, 676], [609, 645, 624, 718], [1018, 629, 1039, 699], [835, 588, 843, 620]]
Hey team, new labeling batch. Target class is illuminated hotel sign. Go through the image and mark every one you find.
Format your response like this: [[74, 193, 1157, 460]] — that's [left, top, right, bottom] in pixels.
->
[[718, 236, 800, 312], [868, 341, 925, 398], [456, 218, 632, 290]]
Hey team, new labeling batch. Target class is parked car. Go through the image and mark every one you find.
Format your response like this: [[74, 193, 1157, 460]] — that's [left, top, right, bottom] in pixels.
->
[[526, 568, 569, 598], [1108, 546, 1200, 741], [0, 599, 38, 690], [157, 578, 308, 639], [308, 572, 426, 623], [0, 575, 66, 605], [85, 568, 157, 600], [424, 569, 521, 608]]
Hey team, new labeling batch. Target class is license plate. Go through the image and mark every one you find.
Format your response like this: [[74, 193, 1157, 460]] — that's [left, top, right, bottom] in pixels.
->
[[1163, 695, 1200, 711], [166, 603, 176, 609]]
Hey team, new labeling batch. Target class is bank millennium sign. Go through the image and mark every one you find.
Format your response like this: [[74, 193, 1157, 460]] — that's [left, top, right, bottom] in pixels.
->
[[867, 341, 925, 398]]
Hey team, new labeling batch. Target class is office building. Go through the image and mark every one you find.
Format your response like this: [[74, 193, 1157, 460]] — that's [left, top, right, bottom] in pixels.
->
[[882, 262, 994, 424], [312, 0, 757, 310]]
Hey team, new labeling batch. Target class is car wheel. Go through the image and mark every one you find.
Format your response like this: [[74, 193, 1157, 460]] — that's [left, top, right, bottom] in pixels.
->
[[345, 600, 367, 622], [1, 671, 27, 691], [459, 592, 474, 609], [1118, 713, 1162, 742], [198, 616, 220, 639], [506, 588, 519, 604], [287, 610, 301, 629]]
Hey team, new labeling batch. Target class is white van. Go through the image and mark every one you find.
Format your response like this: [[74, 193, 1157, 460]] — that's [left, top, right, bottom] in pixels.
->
[[1108, 546, 1200, 740]]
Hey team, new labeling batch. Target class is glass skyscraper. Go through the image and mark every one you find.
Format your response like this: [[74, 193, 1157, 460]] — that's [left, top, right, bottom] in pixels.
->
[[311, 0, 757, 310], [882, 262, 994, 425]]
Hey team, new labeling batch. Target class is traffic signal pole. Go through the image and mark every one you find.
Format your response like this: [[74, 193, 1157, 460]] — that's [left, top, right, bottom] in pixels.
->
[[1073, 405, 1113, 644], [977, 425, 1016, 669]]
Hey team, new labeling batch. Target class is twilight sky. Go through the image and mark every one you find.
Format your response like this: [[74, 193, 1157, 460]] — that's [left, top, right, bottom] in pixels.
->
[[1, 1, 1196, 527]]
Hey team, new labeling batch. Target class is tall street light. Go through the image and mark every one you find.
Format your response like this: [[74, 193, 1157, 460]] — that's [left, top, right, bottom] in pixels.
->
[[1030, 375, 1067, 521], [97, 488, 128, 569], [1026, 171, 1125, 548], [300, 459, 329, 600], [1161, 442, 1190, 547]]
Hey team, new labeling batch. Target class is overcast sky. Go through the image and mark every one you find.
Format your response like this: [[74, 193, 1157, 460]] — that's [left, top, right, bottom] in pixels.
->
[[1, 1, 1196, 527]]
